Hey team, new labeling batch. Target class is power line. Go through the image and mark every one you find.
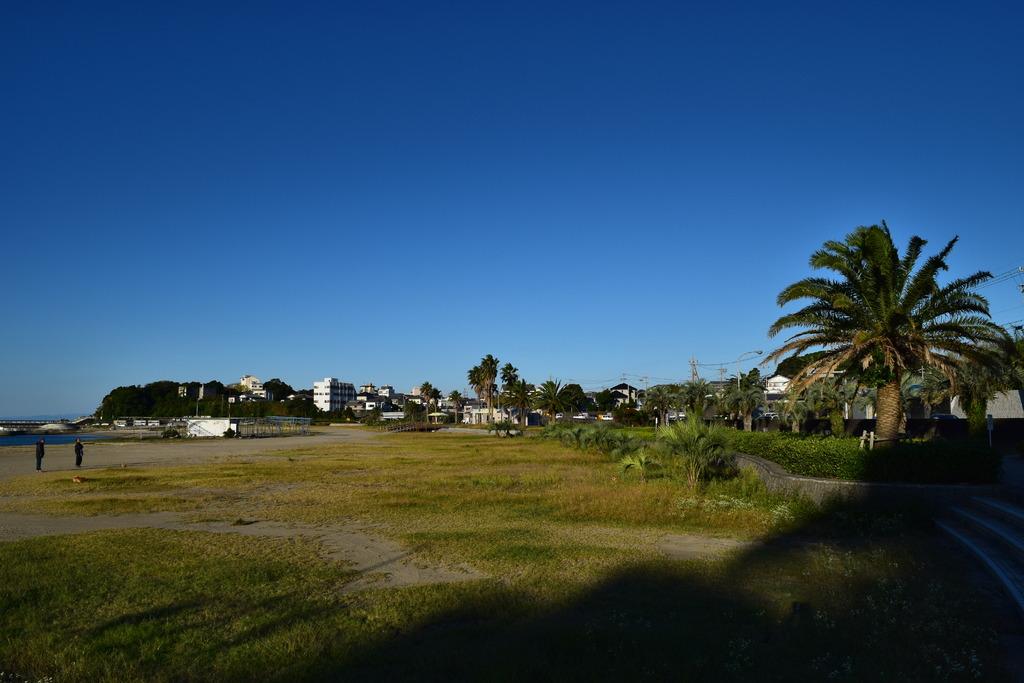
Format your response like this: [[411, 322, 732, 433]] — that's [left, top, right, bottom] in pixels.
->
[[977, 265, 1024, 289]]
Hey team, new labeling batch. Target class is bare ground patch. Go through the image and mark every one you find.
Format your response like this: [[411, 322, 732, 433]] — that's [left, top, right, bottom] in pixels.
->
[[0, 511, 483, 591]]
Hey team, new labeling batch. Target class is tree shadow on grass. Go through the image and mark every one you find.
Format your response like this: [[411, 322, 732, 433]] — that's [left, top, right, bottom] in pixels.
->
[[317, 493, 1020, 682]]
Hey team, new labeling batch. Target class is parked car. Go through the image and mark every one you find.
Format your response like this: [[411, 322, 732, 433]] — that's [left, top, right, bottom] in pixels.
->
[[930, 413, 961, 420], [599, 413, 614, 421]]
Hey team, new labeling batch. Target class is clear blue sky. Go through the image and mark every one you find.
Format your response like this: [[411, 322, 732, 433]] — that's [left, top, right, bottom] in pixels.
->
[[3, 1, 1023, 416]]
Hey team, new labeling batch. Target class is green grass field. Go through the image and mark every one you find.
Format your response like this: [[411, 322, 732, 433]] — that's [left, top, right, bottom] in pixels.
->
[[0, 433, 1010, 681]]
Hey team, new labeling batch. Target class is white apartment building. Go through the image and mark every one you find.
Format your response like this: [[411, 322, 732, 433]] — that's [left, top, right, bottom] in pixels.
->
[[239, 375, 272, 400], [313, 377, 357, 413], [240, 375, 263, 391], [765, 375, 791, 396]]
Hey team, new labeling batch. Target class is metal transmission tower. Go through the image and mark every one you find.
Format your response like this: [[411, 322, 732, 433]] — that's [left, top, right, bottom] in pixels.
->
[[690, 356, 699, 382]]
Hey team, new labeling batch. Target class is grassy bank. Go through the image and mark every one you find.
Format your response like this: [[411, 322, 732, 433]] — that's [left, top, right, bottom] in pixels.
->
[[722, 430, 1001, 483], [0, 433, 1010, 680]]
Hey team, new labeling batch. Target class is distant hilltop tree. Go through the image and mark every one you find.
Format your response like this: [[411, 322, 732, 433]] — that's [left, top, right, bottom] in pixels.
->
[[97, 378, 315, 420]]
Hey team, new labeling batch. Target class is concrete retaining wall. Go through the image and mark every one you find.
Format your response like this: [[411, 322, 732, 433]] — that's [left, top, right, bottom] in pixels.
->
[[734, 452, 1003, 504]]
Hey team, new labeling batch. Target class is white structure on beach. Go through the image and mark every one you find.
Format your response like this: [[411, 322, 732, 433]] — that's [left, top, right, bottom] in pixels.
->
[[313, 377, 357, 413], [186, 418, 235, 438]]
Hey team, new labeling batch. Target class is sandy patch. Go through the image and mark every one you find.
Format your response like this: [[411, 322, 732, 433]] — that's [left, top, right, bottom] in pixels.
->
[[657, 533, 754, 560]]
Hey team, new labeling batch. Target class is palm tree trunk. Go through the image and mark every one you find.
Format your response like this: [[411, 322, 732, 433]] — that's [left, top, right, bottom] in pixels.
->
[[875, 380, 902, 446], [743, 413, 752, 432]]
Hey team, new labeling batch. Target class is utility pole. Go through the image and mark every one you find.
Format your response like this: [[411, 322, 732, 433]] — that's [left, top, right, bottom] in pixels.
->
[[690, 356, 699, 382]]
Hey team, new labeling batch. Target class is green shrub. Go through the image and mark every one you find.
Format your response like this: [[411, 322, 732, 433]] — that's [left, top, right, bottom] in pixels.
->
[[161, 428, 180, 439], [724, 431, 863, 479], [653, 418, 735, 489], [538, 423, 646, 458], [619, 450, 660, 481], [488, 420, 518, 436], [223, 428, 236, 438], [723, 430, 1000, 484]]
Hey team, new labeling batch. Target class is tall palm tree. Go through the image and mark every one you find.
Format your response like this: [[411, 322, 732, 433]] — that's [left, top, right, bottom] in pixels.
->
[[467, 365, 483, 402], [467, 364, 489, 420], [777, 392, 810, 433], [954, 349, 1016, 435], [502, 379, 535, 429], [448, 390, 464, 424], [476, 354, 500, 423], [418, 381, 435, 419], [722, 384, 764, 431], [428, 387, 442, 419], [767, 223, 1006, 445], [644, 384, 677, 429], [681, 379, 714, 420], [534, 379, 566, 424], [803, 377, 854, 435], [500, 363, 519, 388]]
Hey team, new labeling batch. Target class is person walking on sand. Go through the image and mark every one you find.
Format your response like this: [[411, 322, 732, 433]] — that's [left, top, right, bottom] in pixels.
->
[[35, 437, 45, 471], [74, 438, 84, 468]]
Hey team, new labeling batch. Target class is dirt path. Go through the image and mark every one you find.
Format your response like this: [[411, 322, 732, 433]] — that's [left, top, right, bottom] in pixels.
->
[[0, 510, 483, 590], [0, 427, 379, 481], [657, 533, 753, 560]]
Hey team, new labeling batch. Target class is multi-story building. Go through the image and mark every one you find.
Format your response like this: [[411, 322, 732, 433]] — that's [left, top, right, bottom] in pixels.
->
[[240, 375, 272, 400], [240, 375, 263, 391], [313, 377, 356, 413]]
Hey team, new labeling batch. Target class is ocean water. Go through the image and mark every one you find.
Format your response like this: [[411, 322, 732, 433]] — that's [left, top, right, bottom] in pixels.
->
[[0, 433, 114, 447]]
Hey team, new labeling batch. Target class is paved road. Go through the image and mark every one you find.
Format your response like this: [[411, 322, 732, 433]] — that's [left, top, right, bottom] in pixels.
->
[[0, 427, 378, 480], [1002, 450, 1024, 493]]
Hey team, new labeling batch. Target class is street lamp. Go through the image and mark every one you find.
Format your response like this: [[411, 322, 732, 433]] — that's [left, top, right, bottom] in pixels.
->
[[735, 350, 764, 387]]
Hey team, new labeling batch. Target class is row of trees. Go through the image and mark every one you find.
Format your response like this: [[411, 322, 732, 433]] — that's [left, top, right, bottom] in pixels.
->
[[403, 356, 592, 428], [96, 379, 314, 420]]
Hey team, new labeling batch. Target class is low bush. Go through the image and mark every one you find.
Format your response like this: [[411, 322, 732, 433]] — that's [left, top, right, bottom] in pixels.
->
[[538, 423, 646, 458], [223, 428, 236, 438], [488, 420, 520, 437], [724, 432, 862, 479], [618, 451, 660, 481], [652, 418, 736, 489], [723, 430, 1000, 484], [161, 428, 180, 439]]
